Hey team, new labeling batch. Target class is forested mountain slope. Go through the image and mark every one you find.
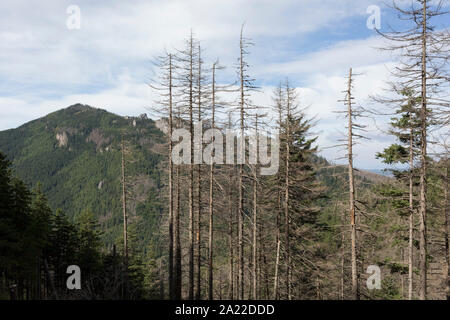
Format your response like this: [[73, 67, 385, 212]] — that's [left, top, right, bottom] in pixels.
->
[[0, 104, 166, 247]]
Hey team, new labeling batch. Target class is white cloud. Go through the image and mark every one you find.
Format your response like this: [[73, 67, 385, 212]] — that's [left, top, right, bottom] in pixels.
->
[[0, 0, 378, 87], [257, 36, 392, 78], [0, 79, 156, 130], [1, 0, 425, 169]]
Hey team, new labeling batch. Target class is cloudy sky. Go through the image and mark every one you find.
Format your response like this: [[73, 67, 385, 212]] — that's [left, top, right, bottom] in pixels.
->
[[1, 0, 448, 169]]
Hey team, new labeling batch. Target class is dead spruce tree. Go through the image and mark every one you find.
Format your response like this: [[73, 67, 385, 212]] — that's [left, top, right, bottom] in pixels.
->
[[271, 83, 285, 300], [284, 82, 292, 300], [174, 104, 183, 299], [235, 24, 257, 299], [375, 0, 449, 299], [194, 43, 208, 300], [207, 61, 217, 300], [225, 111, 237, 299], [249, 110, 268, 300], [149, 52, 176, 299], [337, 68, 369, 300], [175, 32, 200, 299], [206, 60, 229, 300], [251, 114, 260, 300]]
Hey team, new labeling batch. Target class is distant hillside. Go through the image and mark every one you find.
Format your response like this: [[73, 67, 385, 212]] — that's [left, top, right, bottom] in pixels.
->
[[316, 163, 391, 194], [0, 104, 166, 247], [0, 105, 390, 248]]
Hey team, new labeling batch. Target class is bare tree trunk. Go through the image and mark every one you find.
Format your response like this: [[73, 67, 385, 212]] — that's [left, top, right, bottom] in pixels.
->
[[188, 33, 195, 300], [238, 27, 245, 300], [273, 88, 283, 301], [444, 165, 449, 300], [252, 115, 259, 300], [259, 220, 268, 299], [273, 240, 280, 299], [175, 164, 182, 299], [207, 156, 213, 300], [274, 192, 281, 300], [227, 112, 234, 300], [252, 179, 257, 300], [173, 71, 183, 300], [284, 82, 291, 300], [208, 62, 216, 301], [195, 45, 203, 301], [228, 180, 234, 300], [173, 107, 183, 299], [167, 54, 174, 300], [408, 126, 414, 300], [418, 1, 428, 300], [347, 68, 359, 300]]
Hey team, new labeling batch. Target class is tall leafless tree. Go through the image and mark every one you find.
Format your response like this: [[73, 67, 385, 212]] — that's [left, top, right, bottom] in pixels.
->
[[175, 32, 199, 299], [149, 52, 177, 299], [236, 24, 257, 299]]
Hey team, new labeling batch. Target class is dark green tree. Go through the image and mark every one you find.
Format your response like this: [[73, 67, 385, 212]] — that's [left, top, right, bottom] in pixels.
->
[[376, 89, 421, 300]]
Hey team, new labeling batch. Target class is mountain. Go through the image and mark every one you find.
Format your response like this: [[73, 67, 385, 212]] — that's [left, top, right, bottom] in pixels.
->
[[0, 104, 389, 249], [0, 104, 166, 247]]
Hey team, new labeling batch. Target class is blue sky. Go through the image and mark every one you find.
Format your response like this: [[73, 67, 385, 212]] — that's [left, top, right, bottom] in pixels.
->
[[0, 0, 448, 169]]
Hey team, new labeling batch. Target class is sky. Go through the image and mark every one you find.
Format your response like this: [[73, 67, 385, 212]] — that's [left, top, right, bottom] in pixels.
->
[[0, 0, 449, 169]]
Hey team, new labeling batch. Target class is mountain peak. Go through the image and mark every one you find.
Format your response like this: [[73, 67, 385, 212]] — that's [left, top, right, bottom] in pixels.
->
[[66, 103, 96, 111]]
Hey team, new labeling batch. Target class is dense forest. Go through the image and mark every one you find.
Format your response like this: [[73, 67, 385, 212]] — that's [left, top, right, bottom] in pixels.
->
[[0, 0, 449, 300]]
